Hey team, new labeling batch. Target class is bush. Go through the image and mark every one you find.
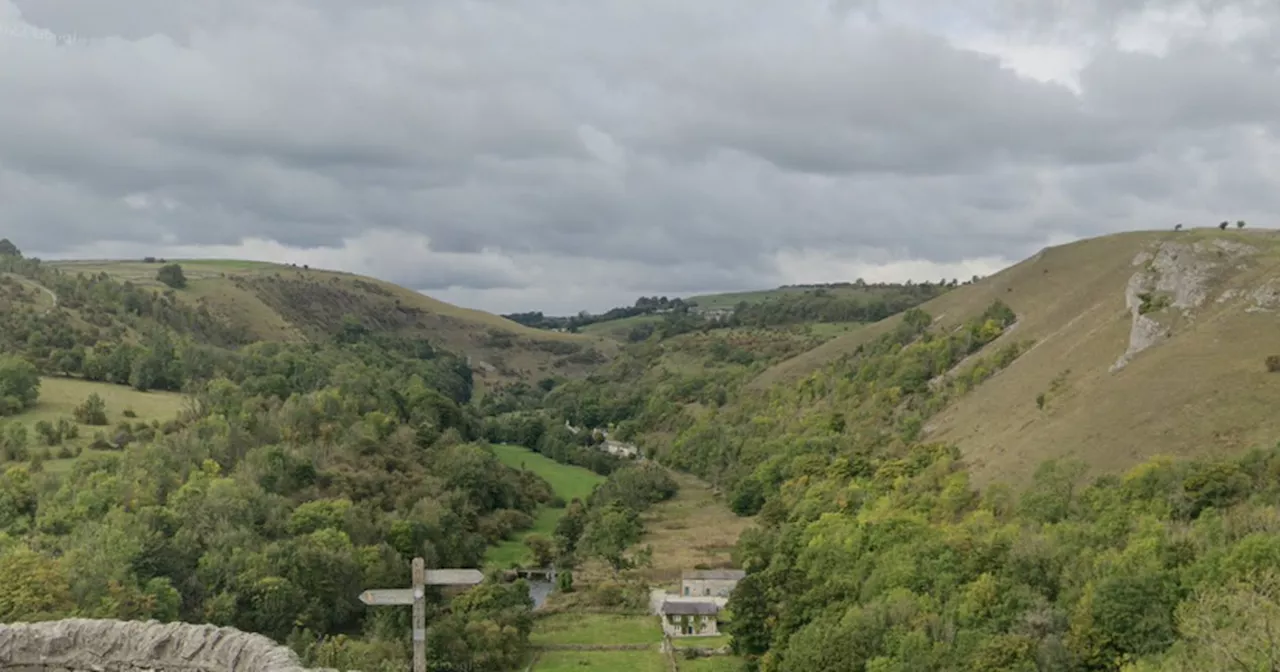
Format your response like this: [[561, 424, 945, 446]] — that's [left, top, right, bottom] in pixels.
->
[[122, 408, 137, 418], [34, 420, 61, 446], [156, 264, 188, 289], [0, 356, 40, 415], [57, 418, 78, 440], [1266, 356, 1280, 373], [89, 431, 112, 451], [73, 393, 109, 425]]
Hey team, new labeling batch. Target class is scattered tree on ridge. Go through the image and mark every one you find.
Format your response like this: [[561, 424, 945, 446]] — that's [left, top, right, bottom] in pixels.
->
[[155, 263, 187, 289]]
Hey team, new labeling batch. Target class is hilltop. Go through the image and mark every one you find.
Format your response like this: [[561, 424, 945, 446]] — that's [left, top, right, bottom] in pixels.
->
[[747, 227, 1280, 486], [17, 257, 610, 389]]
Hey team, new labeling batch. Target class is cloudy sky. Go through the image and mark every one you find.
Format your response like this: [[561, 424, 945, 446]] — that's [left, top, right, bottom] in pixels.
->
[[3, 0, 1279, 314]]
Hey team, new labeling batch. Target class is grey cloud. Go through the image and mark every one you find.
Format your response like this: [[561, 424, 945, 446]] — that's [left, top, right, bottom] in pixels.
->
[[5, 0, 1280, 312]]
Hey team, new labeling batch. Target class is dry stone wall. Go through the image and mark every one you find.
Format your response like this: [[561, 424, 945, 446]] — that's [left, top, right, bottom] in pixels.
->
[[0, 619, 340, 672]]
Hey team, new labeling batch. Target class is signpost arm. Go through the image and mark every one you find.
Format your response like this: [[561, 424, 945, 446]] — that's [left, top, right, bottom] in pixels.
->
[[412, 557, 426, 672]]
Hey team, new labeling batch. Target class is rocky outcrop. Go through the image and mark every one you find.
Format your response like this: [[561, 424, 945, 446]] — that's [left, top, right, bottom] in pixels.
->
[[0, 619, 338, 672], [1112, 239, 1256, 372]]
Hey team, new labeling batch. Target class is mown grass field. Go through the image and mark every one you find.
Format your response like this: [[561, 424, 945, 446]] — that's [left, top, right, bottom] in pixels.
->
[[485, 444, 605, 568], [679, 655, 747, 671], [687, 285, 887, 310], [532, 650, 666, 672], [671, 634, 731, 649], [1, 377, 188, 473], [578, 314, 664, 340], [529, 613, 662, 646]]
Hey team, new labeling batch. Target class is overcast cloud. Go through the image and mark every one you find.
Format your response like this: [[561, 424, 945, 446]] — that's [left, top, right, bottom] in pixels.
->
[[2, 0, 1279, 314]]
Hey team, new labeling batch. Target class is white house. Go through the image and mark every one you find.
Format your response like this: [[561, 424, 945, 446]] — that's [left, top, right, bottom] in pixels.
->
[[681, 569, 745, 598], [659, 599, 721, 637]]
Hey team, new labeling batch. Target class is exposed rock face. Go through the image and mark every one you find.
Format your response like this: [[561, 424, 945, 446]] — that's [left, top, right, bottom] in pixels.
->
[[1112, 240, 1257, 372], [0, 619, 340, 672]]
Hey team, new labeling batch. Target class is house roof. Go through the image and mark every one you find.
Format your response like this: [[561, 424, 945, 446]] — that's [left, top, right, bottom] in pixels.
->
[[661, 600, 721, 616], [681, 569, 746, 581]]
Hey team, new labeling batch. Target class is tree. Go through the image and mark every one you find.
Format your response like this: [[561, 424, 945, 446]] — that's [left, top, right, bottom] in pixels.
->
[[1219, 221, 1229, 230], [73, 393, 109, 426], [579, 502, 643, 571], [155, 264, 187, 289], [556, 569, 574, 593], [0, 239, 19, 257], [0, 356, 40, 416], [524, 535, 555, 568], [0, 546, 73, 621], [1237, 220, 1246, 229]]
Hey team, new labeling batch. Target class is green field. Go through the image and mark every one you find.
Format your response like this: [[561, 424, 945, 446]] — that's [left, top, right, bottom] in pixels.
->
[[686, 286, 879, 310], [679, 655, 747, 671], [485, 444, 605, 567], [1, 377, 187, 473], [530, 613, 663, 646], [672, 634, 731, 649], [532, 650, 666, 672]]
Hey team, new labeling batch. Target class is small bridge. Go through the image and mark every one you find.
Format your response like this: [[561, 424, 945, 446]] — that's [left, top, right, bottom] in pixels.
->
[[503, 566, 558, 583]]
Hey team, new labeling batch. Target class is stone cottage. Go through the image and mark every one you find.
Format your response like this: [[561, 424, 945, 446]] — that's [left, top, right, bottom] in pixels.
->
[[681, 569, 745, 598], [659, 599, 721, 637]]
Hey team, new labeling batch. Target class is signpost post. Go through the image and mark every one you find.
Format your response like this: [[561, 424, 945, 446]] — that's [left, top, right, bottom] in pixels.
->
[[358, 558, 485, 672]]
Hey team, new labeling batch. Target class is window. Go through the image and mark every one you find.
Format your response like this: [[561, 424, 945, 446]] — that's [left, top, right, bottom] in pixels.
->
[[684, 586, 690, 596]]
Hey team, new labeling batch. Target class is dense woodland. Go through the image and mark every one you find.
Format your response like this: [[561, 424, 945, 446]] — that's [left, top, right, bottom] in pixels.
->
[[0, 243, 674, 671], [2, 236, 1279, 671]]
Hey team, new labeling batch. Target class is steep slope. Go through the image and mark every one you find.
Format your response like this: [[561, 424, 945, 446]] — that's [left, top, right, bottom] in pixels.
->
[[754, 227, 1280, 486], [47, 259, 612, 388]]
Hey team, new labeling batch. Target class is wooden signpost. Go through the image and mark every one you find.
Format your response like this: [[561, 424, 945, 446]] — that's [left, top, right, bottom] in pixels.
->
[[358, 557, 485, 672]]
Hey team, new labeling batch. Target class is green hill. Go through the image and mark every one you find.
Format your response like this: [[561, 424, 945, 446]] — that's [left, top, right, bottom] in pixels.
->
[[6, 257, 612, 390], [747, 227, 1280, 486], [544, 227, 1280, 670]]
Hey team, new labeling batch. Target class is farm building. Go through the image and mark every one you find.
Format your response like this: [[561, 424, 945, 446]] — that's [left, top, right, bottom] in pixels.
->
[[681, 569, 745, 598], [659, 600, 721, 637]]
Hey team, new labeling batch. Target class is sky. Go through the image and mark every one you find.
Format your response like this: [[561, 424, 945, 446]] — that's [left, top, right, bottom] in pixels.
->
[[3, 0, 1280, 315]]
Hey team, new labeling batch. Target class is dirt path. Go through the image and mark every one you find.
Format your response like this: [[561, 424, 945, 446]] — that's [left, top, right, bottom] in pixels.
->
[[3, 273, 58, 314]]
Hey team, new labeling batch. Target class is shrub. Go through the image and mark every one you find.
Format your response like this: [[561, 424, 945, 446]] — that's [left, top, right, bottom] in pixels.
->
[[122, 408, 137, 418], [1036, 393, 1047, 410], [156, 263, 188, 289], [89, 431, 112, 451], [1266, 356, 1280, 373], [0, 356, 40, 415], [34, 421, 61, 446], [73, 393, 109, 425], [57, 418, 78, 440]]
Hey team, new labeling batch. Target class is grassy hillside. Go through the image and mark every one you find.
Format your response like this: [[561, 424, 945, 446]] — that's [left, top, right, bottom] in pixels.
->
[[748, 227, 1280, 486], [686, 284, 908, 310], [484, 443, 606, 568], [0, 376, 187, 473], [44, 259, 611, 388]]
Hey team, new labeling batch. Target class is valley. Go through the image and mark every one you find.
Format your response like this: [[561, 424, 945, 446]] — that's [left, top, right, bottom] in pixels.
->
[[3, 229, 1280, 671]]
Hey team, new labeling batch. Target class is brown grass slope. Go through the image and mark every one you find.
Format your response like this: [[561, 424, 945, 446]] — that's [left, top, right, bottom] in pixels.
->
[[48, 259, 613, 388], [754, 228, 1280, 487]]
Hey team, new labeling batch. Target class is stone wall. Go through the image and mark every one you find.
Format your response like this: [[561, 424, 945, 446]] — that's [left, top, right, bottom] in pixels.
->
[[0, 619, 335, 672]]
